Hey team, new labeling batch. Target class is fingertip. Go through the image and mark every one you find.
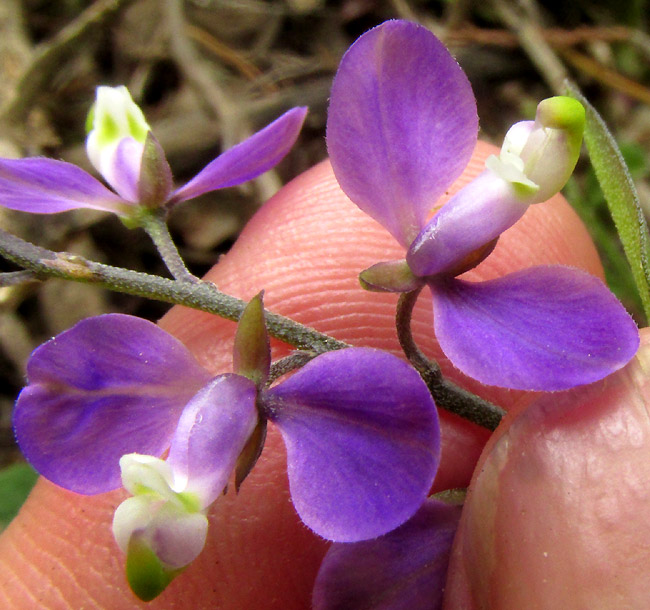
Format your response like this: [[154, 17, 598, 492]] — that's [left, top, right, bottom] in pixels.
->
[[444, 329, 650, 609]]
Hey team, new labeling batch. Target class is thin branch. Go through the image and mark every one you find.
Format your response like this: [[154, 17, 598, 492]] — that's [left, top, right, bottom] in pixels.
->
[[267, 351, 318, 385], [139, 211, 199, 283], [0, 270, 40, 287], [492, 0, 568, 94], [0, 227, 506, 429], [396, 288, 505, 431], [0, 0, 137, 124], [0, 226, 347, 354]]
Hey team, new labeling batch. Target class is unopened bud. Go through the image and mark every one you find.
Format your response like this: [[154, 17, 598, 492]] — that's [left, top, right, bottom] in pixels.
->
[[486, 96, 585, 204]]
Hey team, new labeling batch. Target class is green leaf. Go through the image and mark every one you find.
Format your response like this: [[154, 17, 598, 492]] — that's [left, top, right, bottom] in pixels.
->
[[0, 463, 38, 531], [566, 81, 650, 324]]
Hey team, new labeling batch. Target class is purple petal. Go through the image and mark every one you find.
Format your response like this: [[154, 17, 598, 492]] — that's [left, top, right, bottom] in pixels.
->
[[264, 348, 440, 542], [170, 107, 308, 203], [143, 503, 209, 569], [167, 374, 258, 507], [0, 158, 129, 214], [326, 20, 478, 247], [407, 169, 529, 277], [14, 314, 211, 494], [103, 137, 143, 202], [431, 266, 640, 391], [313, 499, 461, 610]]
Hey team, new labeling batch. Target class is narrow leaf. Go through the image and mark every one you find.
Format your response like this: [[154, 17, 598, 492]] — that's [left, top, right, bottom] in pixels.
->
[[0, 463, 38, 531], [566, 81, 650, 322]]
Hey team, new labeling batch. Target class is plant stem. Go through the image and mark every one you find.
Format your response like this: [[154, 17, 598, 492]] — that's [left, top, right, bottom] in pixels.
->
[[0, 227, 346, 353], [396, 287, 505, 431], [0, 227, 504, 430], [0, 270, 39, 287], [139, 210, 198, 283], [267, 351, 318, 385]]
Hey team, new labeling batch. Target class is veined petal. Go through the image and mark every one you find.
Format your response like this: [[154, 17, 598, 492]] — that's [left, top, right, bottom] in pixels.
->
[[407, 169, 529, 277], [167, 374, 259, 507], [0, 158, 128, 214], [14, 314, 211, 494], [98, 137, 144, 202], [430, 267, 640, 391], [326, 20, 478, 247], [139, 502, 209, 569], [263, 348, 440, 542], [313, 499, 461, 610], [114, 496, 208, 572], [170, 107, 308, 204]]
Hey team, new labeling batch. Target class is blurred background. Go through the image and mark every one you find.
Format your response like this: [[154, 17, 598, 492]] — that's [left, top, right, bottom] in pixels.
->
[[0, 0, 648, 524]]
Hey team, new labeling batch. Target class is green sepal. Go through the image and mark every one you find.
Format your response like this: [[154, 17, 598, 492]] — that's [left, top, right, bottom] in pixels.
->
[[359, 260, 422, 293], [233, 292, 271, 386], [235, 417, 267, 492], [126, 532, 182, 601], [138, 132, 173, 209], [566, 81, 650, 323]]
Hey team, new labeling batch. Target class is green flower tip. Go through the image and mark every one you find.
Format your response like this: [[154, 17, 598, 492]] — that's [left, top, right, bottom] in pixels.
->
[[86, 85, 150, 145], [536, 96, 585, 136], [126, 533, 180, 601]]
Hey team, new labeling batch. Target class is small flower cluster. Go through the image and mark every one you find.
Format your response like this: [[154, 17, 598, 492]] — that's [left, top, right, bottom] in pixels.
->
[[0, 85, 307, 220], [14, 297, 440, 599], [2, 17, 641, 610], [327, 20, 638, 392]]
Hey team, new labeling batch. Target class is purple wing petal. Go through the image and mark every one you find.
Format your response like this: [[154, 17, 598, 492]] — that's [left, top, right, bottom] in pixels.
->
[[14, 314, 211, 494], [431, 267, 640, 391], [326, 20, 478, 247], [170, 107, 308, 203], [313, 499, 461, 610], [102, 137, 143, 202], [167, 374, 258, 507], [407, 169, 529, 277], [264, 348, 440, 542], [0, 158, 129, 214]]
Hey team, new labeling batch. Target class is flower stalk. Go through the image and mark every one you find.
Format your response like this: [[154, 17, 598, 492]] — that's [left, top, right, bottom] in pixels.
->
[[0, 225, 504, 430], [396, 288, 505, 431], [137, 209, 198, 283]]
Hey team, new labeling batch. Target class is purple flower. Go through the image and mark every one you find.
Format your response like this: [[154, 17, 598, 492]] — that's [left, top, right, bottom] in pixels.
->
[[0, 86, 307, 217], [313, 498, 461, 610], [327, 20, 639, 391], [13, 301, 440, 593]]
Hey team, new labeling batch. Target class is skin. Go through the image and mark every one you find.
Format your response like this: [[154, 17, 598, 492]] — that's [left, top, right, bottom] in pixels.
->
[[0, 141, 636, 609]]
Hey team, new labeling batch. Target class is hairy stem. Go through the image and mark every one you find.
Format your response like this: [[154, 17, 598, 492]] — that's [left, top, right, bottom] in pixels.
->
[[0, 227, 504, 429], [0, 227, 346, 353], [396, 287, 505, 431], [139, 211, 198, 283]]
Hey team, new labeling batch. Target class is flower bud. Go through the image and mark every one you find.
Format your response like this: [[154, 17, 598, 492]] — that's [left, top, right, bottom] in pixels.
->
[[112, 454, 209, 600], [85, 86, 151, 201], [486, 96, 585, 204]]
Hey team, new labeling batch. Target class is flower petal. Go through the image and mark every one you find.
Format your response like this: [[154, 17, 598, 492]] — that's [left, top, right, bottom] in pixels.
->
[[407, 169, 529, 277], [264, 348, 440, 542], [0, 158, 128, 214], [141, 502, 209, 569], [167, 374, 259, 507], [14, 314, 211, 494], [326, 20, 478, 247], [312, 499, 461, 610], [170, 107, 308, 204], [431, 266, 640, 390], [99, 137, 144, 202]]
